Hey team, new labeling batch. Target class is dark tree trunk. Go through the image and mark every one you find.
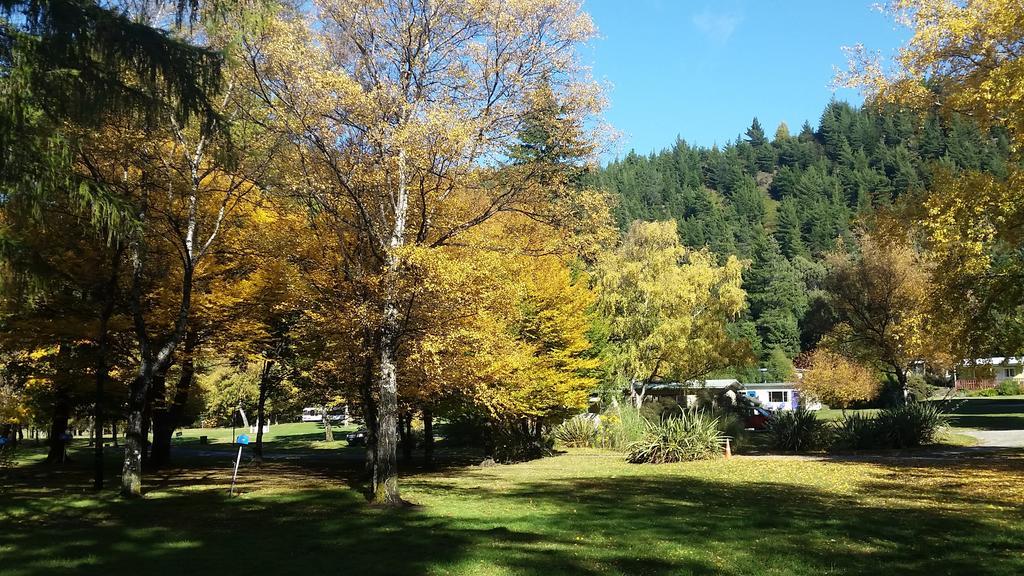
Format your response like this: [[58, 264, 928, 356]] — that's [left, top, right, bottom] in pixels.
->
[[46, 395, 71, 464], [400, 413, 413, 461], [2, 424, 17, 448], [482, 420, 495, 460], [360, 346, 378, 478], [140, 375, 158, 470], [253, 359, 273, 464], [121, 182, 194, 496], [896, 369, 909, 405], [150, 334, 195, 470], [423, 408, 433, 468], [111, 420, 118, 446]]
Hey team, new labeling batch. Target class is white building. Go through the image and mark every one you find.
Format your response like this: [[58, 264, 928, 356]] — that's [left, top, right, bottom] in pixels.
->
[[740, 382, 821, 411], [955, 357, 1024, 391]]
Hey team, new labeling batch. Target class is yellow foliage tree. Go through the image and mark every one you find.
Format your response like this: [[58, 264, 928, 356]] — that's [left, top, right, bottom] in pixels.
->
[[839, 0, 1024, 356], [595, 220, 747, 407], [798, 349, 880, 412], [252, 0, 608, 503], [824, 234, 951, 398]]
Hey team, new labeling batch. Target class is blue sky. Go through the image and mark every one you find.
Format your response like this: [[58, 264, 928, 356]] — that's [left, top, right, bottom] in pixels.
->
[[583, 0, 910, 157]]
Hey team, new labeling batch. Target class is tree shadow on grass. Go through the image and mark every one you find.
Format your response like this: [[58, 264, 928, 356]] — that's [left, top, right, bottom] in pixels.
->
[[0, 465, 695, 576], [448, 466, 1023, 575], [940, 398, 1024, 430], [4, 450, 1024, 576]]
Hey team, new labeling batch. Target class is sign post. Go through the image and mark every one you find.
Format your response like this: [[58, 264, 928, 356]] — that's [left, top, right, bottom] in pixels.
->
[[230, 434, 250, 496]]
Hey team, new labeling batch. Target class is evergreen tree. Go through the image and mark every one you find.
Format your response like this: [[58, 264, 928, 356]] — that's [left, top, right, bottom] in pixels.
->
[[593, 99, 1010, 372], [745, 117, 767, 147]]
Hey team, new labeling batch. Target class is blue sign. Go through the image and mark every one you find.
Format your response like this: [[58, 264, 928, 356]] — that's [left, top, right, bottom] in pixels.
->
[[746, 391, 758, 398], [0, 436, 8, 446], [236, 434, 250, 445], [59, 432, 72, 441]]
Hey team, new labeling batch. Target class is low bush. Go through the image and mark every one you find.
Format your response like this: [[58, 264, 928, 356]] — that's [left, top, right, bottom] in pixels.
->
[[873, 402, 945, 448], [968, 388, 999, 397], [554, 415, 597, 448], [996, 381, 1022, 396], [906, 373, 936, 402], [713, 409, 746, 452], [440, 414, 489, 446], [595, 403, 647, 450], [626, 410, 725, 464], [833, 412, 879, 450], [767, 409, 831, 452], [490, 423, 553, 463]]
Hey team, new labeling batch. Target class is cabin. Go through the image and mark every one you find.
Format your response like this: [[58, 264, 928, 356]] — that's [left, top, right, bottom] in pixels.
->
[[739, 383, 821, 411], [955, 357, 1024, 391], [630, 379, 819, 411]]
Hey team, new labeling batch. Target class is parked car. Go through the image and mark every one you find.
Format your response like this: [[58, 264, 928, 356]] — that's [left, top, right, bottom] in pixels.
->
[[346, 427, 368, 446], [744, 406, 774, 431]]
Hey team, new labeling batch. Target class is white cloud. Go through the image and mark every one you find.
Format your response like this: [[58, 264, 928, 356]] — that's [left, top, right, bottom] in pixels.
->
[[691, 8, 742, 45]]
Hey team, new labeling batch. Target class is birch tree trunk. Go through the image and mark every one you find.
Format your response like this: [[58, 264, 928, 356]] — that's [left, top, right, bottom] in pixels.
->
[[121, 365, 152, 496], [373, 148, 408, 505]]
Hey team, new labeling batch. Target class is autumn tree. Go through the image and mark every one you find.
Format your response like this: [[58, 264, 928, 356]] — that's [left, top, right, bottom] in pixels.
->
[[595, 220, 746, 407], [798, 348, 880, 412], [824, 234, 950, 400], [839, 0, 1024, 356], [253, 0, 605, 504]]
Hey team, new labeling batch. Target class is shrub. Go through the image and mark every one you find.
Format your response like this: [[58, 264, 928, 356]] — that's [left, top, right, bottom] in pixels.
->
[[968, 388, 998, 397], [833, 412, 879, 450], [996, 381, 1022, 396], [639, 396, 681, 422], [767, 409, 831, 452], [906, 373, 935, 402], [490, 423, 553, 463], [712, 409, 747, 452], [595, 402, 647, 451], [554, 415, 597, 448], [873, 402, 945, 448], [441, 414, 489, 446], [626, 410, 725, 464]]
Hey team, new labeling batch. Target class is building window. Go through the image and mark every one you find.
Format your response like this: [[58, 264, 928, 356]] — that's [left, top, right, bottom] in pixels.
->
[[768, 391, 789, 403], [1005, 368, 1017, 379]]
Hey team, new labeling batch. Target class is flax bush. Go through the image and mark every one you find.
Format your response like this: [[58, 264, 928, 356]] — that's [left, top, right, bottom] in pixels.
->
[[626, 410, 725, 464]]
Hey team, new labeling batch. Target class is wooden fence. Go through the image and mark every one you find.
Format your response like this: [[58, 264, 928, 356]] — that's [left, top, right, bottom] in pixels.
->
[[954, 379, 998, 391]]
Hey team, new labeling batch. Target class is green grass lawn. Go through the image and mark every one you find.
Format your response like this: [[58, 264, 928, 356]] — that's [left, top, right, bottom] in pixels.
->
[[173, 421, 361, 452], [938, 397, 1024, 431], [814, 398, 1024, 441], [5, 421, 363, 466], [2, 445, 1023, 575]]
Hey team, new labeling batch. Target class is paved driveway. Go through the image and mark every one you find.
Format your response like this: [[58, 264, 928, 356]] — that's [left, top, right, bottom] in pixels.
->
[[963, 428, 1024, 448]]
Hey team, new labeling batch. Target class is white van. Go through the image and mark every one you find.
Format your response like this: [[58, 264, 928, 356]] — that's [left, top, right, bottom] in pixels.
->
[[300, 406, 349, 424]]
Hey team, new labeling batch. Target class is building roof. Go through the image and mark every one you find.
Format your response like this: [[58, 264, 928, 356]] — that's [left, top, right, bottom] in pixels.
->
[[636, 379, 802, 392], [960, 357, 1023, 367], [637, 379, 739, 392], [742, 382, 799, 390]]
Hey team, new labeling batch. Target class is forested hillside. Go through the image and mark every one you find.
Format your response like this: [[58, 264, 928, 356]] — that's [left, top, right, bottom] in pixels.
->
[[591, 101, 1011, 380]]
